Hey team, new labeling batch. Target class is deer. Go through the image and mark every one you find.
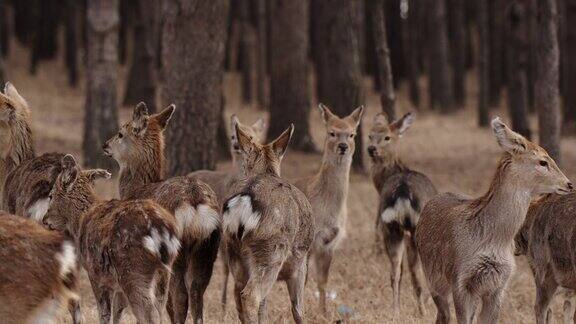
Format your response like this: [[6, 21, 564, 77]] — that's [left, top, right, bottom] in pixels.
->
[[42, 154, 180, 323], [515, 193, 576, 324], [366, 112, 437, 317], [223, 123, 314, 323], [0, 212, 80, 324], [103, 102, 221, 324], [415, 117, 573, 324], [292, 103, 363, 314], [188, 114, 265, 310]]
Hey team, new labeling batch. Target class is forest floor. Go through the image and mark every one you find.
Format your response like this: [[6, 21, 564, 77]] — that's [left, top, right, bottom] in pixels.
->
[[6, 43, 576, 323]]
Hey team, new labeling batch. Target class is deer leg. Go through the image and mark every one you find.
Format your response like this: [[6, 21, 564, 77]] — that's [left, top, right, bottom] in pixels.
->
[[477, 289, 504, 324], [313, 248, 334, 315], [258, 298, 269, 324], [167, 256, 189, 324], [155, 269, 171, 320], [286, 258, 307, 324], [68, 298, 82, 324], [221, 244, 230, 312], [122, 276, 161, 324], [187, 232, 219, 324], [241, 262, 283, 323], [111, 292, 127, 324], [534, 274, 558, 324], [406, 234, 426, 316], [229, 253, 248, 323], [453, 289, 478, 324], [92, 286, 112, 324], [384, 230, 405, 319], [432, 293, 451, 324]]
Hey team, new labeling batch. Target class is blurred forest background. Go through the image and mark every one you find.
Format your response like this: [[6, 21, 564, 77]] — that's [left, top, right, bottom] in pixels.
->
[[0, 0, 572, 174]]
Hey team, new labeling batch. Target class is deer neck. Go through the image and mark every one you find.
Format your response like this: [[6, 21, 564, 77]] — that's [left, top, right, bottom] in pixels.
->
[[313, 150, 353, 199], [68, 191, 99, 240], [119, 156, 164, 198], [370, 151, 406, 192]]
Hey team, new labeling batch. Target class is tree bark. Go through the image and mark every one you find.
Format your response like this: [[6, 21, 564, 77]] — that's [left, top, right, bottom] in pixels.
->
[[448, 0, 466, 108], [123, 0, 160, 111], [268, 0, 315, 152], [65, 0, 79, 87], [30, 1, 59, 74], [118, 0, 130, 65], [488, 0, 504, 107], [0, 0, 8, 57], [83, 0, 120, 170], [238, 0, 257, 105], [371, 0, 396, 121], [426, 0, 454, 111], [535, 0, 561, 163], [385, 0, 404, 89], [313, 0, 365, 169], [505, 1, 531, 139], [254, 0, 268, 110], [477, 0, 490, 127], [162, 0, 229, 175], [406, 0, 421, 108], [563, 0, 576, 129]]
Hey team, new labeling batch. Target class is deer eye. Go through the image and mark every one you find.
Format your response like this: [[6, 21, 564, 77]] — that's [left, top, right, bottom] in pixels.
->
[[118, 132, 123, 139], [349, 134, 354, 138], [539, 160, 548, 167], [384, 136, 391, 141], [329, 132, 336, 137]]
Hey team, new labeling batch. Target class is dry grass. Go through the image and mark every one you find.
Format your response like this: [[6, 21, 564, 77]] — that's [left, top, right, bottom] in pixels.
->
[[5, 41, 576, 323]]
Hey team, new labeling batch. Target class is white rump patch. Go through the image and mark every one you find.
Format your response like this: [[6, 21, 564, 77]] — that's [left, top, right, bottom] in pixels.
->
[[27, 198, 50, 222], [143, 228, 181, 260], [380, 198, 418, 225], [175, 203, 221, 241], [223, 195, 261, 238], [56, 241, 77, 279]]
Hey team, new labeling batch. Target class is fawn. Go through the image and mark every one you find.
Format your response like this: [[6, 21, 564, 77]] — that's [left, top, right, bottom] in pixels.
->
[[0, 82, 65, 220], [188, 114, 265, 310], [515, 194, 576, 324], [103, 102, 221, 324], [293, 103, 363, 314], [224, 123, 314, 323], [415, 118, 573, 324], [43, 154, 180, 323], [367, 112, 437, 317], [0, 212, 80, 324]]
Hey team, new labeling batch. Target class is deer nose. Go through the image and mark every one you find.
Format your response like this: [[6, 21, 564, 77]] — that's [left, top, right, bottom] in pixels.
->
[[568, 182, 574, 191], [233, 143, 240, 150], [338, 143, 348, 153], [367, 146, 376, 155]]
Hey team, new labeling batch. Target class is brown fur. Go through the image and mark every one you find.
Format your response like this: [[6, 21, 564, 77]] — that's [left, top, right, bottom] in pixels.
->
[[104, 102, 221, 324], [415, 118, 573, 324], [367, 112, 437, 317], [0, 212, 80, 324], [43, 155, 179, 324], [224, 124, 314, 323], [292, 104, 363, 314]]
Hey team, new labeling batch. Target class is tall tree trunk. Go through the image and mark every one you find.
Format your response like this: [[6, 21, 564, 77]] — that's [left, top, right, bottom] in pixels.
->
[[406, 0, 421, 108], [217, 93, 230, 160], [448, 0, 466, 108], [0, 0, 8, 57], [118, 0, 129, 65], [371, 0, 396, 120], [527, 0, 537, 112], [225, 1, 240, 71], [313, 0, 364, 169], [563, 0, 576, 130], [477, 0, 490, 127], [426, 0, 454, 111], [123, 0, 160, 111], [505, 0, 531, 139], [535, 0, 561, 163], [268, 0, 315, 151], [238, 0, 257, 105], [488, 0, 504, 107], [83, 0, 120, 170], [162, 0, 229, 175], [254, 0, 268, 110], [65, 0, 79, 87], [385, 0, 404, 89], [30, 0, 59, 74]]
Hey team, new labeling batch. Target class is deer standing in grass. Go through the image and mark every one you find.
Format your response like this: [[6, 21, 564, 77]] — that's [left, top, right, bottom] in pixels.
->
[[293, 104, 363, 314], [188, 114, 265, 310], [415, 118, 573, 324], [43, 154, 180, 323], [515, 193, 576, 324], [367, 112, 437, 317], [103, 102, 221, 324], [224, 123, 314, 323], [0, 213, 80, 324]]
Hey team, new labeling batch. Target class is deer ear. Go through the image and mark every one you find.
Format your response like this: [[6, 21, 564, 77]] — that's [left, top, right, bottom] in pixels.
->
[[131, 102, 150, 136], [235, 123, 257, 153], [390, 112, 415, 137], [153, 104, 175, 130], [271, 124, 294, 159], [230, 114, 240, 132], [347, 106, 364, 128], [3, 82, 28, 108], [318, 103, 337, 124], [491, 117, 528, 154], [251, 117, 266, 136], [82, 169, 112, 183], [59, 154, 79, 192]]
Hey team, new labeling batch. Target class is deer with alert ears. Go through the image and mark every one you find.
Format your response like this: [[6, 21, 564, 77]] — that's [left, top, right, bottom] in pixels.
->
[[42, 154, 180, 323], [188, 114, 265, 311], [415, 118, 573, 324], [223, 123, 314, 323], [293, 103, 363, 314], [367, 112, 437, 318], [103, 102, 221, 324]]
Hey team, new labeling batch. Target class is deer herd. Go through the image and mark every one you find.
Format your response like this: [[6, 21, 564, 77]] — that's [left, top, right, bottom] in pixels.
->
[[0, 82, 575, 324]]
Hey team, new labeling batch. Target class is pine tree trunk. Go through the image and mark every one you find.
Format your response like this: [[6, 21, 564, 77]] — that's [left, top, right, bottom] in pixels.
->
[[123, 0, 160, 111], [563, 0, 576, 130], [118, 0, 129, 65], [370, 0, 396, 121], [0, 0, 8, 57], [505, 0, 531, 139], [426, 0, 454, 111], [488, 0, 504, 107], [83, 0, 120, 170], [239, 0, 257, 105], [313, 0, 364, 169], [217, 93, 230, 160], [65, 0, 79, 87], [268, 0, 315, 152], [30, 1, 59, 74], [406, 0, 421, 108], [448, 0, 466, 108], [385, 0, 404, 89], [162, 0, 229, 175], [535, 0, 561, 163], [477, 0, 490, 127], [254, 0, 269, 110]]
